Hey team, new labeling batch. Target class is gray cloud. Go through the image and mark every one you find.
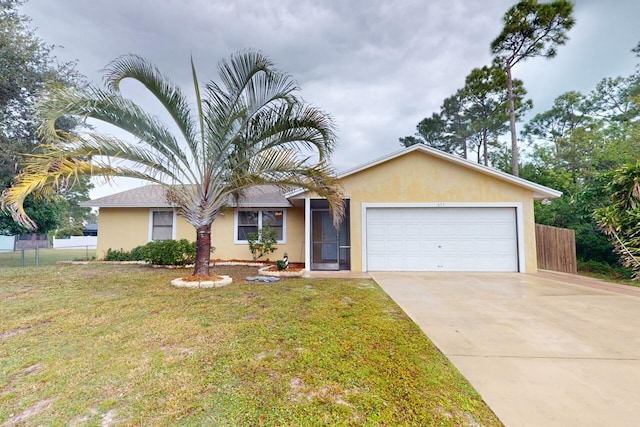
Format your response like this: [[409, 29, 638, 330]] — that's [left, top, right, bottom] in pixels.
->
[[21, 0, 639, 193]]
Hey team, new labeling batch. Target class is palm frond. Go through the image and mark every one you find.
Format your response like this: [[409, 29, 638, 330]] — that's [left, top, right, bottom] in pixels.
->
[[204, 50, 300, 153], [244, 103, 337, 157], [37, 85, 199, 184], [1, 147, 164, 230], [228, 148, 344, 226], [103, 54, 199, 160]]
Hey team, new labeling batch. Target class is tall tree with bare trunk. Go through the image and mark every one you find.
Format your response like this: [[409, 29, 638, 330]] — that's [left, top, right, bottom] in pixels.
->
[[491, 0, 575, 176]]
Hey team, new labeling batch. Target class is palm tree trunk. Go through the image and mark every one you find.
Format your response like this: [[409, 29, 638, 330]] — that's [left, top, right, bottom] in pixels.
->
[[506, 65, 519, 176], [194, 225, 211, 276]]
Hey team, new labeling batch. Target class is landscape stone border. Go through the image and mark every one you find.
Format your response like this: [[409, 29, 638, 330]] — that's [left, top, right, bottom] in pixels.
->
[[258, 266, 305, 278], [170, 275, 233, 288]]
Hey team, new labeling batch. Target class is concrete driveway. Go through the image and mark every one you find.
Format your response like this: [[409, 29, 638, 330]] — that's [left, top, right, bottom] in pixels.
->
[[370, 271, 640, 427]]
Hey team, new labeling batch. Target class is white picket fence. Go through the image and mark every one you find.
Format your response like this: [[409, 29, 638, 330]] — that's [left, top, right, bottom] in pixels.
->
[[52, 235, 97, 249]]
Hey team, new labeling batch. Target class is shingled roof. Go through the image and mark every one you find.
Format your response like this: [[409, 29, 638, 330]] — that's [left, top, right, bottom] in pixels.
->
[[81, 185, 292, 208]]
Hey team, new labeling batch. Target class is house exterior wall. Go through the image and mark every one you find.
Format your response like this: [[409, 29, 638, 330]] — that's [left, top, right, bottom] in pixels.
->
[[210, 206, 306, 262], [95, 150, 542, 272], [96, 207, 195, 258], [97, 208, 148, 257], [339, 150, 538, 273], [96, 206, 305, 263]]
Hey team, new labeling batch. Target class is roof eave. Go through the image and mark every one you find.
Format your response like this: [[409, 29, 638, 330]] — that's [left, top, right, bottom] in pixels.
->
[[83, 202, 294, 209], [80, 203, 174, 208], [230, 202, 293, 208], [532, 189, 563, 200]]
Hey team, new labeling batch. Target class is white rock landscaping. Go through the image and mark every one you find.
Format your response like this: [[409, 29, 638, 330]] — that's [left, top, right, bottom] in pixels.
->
[[170, 275, 232, 288]]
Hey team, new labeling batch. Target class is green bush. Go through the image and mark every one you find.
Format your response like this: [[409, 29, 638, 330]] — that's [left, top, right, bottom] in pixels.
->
[[247, 225, 278, 261], [139, 239, 196, 266], [104, 248, 136, 261], [104, 240, 197, 266], [130, 245, 146, 261], [275, 259, 287, 270], [54, 225, 85, 239]]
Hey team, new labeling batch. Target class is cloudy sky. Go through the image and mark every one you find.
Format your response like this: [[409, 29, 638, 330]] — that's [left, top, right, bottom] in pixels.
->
[[21, 0, 640, 198]]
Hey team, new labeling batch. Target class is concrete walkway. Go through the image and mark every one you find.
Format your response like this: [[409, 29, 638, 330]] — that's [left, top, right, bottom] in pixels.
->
[[370, 272, 640, 427]]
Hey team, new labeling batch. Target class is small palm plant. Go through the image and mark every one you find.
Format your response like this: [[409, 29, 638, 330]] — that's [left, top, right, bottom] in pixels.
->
[[1, 50, 343, 277]]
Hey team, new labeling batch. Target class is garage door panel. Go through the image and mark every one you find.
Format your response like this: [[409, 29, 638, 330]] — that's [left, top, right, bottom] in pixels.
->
[[416, 225, 444, 236], [404, 224, 426, 235], [367, 223, 386, 237], [453, 224, 512, 237], [441, 254, 518, 271], [368, 255, 386, 269], [405, 257, 439, 270], [366, 207, 518, 272], [385, 240, 403, 252], [368, 240, 387, 252], [384, 224, 402, 235], [440, 237, 514, 253]]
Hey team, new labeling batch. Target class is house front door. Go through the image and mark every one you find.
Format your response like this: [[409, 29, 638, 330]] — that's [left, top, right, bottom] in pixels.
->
[[311, 200, 350, 271]]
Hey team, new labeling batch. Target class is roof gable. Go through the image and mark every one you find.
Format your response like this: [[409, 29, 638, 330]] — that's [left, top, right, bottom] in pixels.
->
[[288, 145, 561, 200]]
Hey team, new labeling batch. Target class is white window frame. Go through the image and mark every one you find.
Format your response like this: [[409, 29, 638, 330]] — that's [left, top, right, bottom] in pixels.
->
[[148, 209, 177, 241], [234, 209, 287, 244]]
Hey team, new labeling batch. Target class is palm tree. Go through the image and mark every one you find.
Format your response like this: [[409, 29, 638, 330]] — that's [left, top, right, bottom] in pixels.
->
[[1, 50, 343, 277], [595, 162, 640, 278]]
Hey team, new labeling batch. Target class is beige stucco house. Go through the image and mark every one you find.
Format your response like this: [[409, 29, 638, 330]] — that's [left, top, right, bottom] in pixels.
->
[[83, 145, 561, 273]]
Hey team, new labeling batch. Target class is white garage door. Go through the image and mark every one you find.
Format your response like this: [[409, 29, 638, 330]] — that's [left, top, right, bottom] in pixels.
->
[[366, 207, 518, 272]]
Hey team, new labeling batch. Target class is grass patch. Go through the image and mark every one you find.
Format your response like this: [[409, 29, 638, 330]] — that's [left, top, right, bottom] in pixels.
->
[[1, 264, 501, 426], [578, 260, 639, 288], [0, 248, 96, 268], [578, 270, 640, 288]]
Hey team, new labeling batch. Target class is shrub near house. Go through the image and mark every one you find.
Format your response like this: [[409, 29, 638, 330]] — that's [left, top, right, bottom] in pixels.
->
[[247, 225, 278, 261], [105, 239, 196, 266]]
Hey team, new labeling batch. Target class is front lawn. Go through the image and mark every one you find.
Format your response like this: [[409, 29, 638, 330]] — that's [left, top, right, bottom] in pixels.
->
[[0, 264, 501, 426]]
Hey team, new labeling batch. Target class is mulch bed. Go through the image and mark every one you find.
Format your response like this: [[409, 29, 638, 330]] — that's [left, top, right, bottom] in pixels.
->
[[260, 263, 305, 272], [145, 261, 305, 283], [202, 264, 302, 283], [204, 261, 305, 282]]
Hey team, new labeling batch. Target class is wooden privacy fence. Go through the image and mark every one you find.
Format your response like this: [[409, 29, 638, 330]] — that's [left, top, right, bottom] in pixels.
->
[[535, 224, 577, 274]]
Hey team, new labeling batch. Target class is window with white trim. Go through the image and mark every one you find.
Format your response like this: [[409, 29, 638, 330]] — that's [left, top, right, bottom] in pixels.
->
[[235, 209, 285, 242], [151, 210, 174, 240]]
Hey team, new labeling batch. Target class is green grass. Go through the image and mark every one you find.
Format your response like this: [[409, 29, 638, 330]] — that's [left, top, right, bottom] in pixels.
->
[[577, 260, 640, 288], [578, 270, 640, 288], [0, 264, 502, 426], [0, 248, 96, 268]]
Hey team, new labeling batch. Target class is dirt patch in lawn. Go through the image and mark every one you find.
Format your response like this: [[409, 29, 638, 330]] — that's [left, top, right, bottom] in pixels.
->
[[0, 326, 32, 340], [1, 398, 56, 426]]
